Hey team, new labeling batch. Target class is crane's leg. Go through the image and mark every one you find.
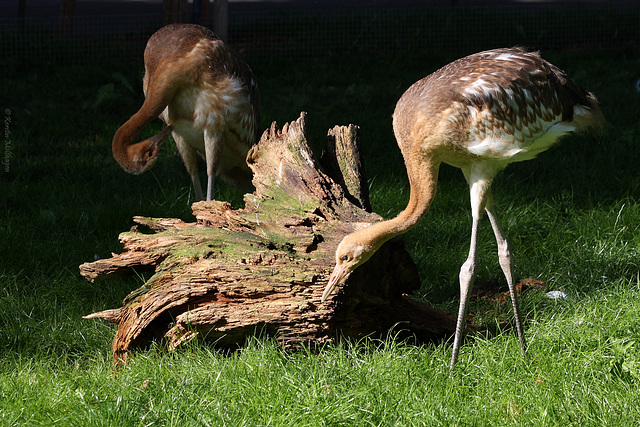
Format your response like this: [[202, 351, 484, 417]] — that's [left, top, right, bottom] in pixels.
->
[[173, 132, 204, 201], [451, 213, 480, 371], [484, 193, 527, 357], [204, 129, 223, 202], [451, 171, 491, 371]]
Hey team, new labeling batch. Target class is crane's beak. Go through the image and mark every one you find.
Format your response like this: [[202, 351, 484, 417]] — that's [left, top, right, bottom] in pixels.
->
[[151, 124, 174, 149], [321, 264, 348, 302]]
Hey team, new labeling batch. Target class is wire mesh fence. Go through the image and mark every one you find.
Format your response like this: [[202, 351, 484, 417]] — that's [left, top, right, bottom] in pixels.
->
[[231, 4, 640, 58], [1, 2, 638, 66]]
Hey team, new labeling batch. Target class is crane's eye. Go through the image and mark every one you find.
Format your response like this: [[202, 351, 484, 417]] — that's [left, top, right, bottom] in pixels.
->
[[341, 254, 349, 261]]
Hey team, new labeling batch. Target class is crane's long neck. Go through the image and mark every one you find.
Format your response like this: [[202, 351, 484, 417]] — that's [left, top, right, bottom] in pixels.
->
[[362, 158, 440, 252], [113, 108, 155, 153], [112, 76, 175, 173]]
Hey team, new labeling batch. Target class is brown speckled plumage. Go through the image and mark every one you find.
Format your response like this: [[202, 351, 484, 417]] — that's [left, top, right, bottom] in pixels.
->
[[393, 48, 602, 166], [323, 48, 603, 370], [112, 24, 259, 201]]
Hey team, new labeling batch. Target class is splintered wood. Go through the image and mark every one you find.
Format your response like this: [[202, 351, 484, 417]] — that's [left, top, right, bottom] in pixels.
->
[[81, 112, 457, 363]]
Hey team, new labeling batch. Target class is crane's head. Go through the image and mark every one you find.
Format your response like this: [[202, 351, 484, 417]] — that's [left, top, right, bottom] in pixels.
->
[[321, 229, 380, 302], [119, 125, 173, 175]]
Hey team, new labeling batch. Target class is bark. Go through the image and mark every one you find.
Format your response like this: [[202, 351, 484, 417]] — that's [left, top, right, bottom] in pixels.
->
[[81, 112, 457, 363]]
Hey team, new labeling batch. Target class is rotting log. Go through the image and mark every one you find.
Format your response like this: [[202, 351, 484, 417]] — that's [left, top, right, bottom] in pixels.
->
[[81, 112, 458, 363]]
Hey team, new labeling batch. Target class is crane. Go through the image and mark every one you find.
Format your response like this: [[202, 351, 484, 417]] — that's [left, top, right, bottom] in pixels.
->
[[112, 23, 260, 201], [322, 47, 603, 370]]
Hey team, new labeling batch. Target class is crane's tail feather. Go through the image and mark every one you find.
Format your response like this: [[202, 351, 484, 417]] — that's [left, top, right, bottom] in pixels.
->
[[573, 92, 605, 133]]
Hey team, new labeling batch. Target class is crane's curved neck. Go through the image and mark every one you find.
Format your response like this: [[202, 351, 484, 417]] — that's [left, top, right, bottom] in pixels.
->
[[362, 158, 440, 251], [113, 111, 152, 151], [112, 110, 156, 172], [112, 77, 174, 172]]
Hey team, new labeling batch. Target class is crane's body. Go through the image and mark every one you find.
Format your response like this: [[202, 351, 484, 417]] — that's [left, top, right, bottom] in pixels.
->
[[112, 24, 260, 201], [394, 48, 599, 172], [322, 48, 603, 370]]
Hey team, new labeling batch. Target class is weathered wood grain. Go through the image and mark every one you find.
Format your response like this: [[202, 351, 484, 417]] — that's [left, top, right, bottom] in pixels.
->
[[81, 112, 457, 363]]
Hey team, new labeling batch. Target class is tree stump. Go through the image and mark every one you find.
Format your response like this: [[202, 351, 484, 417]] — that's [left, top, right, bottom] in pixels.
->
[[81, 112, 457, 363]]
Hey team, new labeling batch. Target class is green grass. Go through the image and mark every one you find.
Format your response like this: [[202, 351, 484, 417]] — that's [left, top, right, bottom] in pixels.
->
[[2, 38, 640, 425], [2, 281, 640, 425]]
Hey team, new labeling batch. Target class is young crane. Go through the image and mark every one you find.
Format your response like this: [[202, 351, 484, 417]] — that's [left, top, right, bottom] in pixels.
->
[[112, 24, 260, 201], [321, 48, 603, 370]]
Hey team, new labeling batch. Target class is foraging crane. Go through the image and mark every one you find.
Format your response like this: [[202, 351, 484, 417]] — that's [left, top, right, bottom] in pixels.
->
[[112, 23, 260, 201], [321, 48, 603, 370]]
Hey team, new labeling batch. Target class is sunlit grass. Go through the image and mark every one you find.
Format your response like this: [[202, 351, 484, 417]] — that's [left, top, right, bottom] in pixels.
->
[[2, 279, 639, 425], [1, 41, 639, 425]]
